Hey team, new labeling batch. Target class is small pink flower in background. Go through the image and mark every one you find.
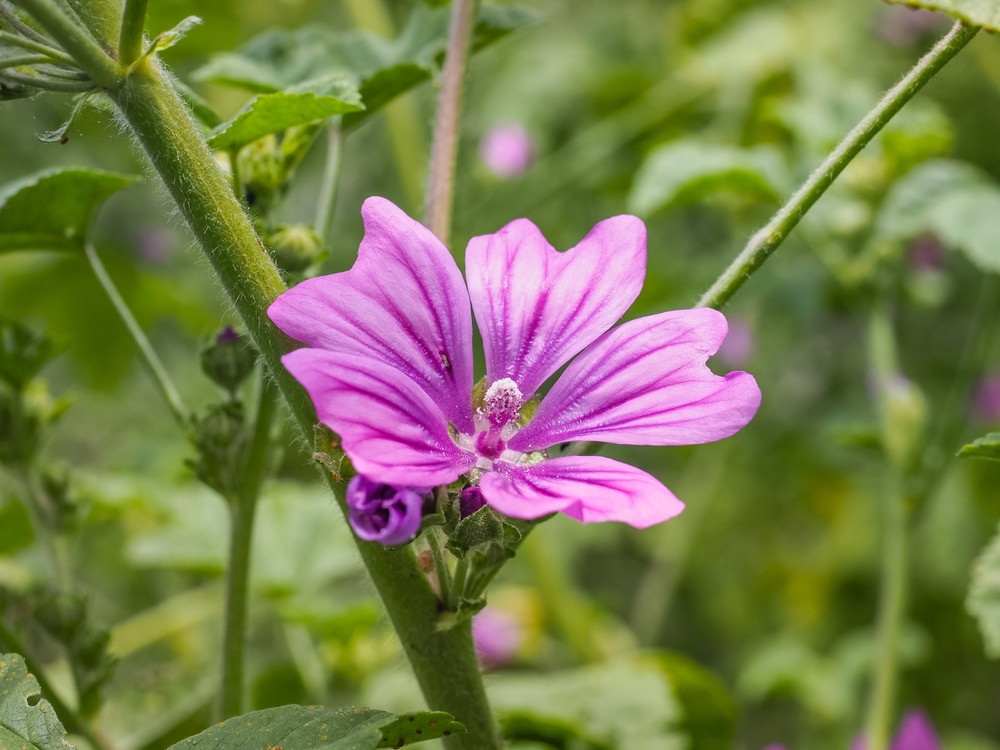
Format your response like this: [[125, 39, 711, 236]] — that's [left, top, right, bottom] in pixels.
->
[[877, 7, 946, 46], [907, 234, 946, 272], [714, 317, 753, 368], [769, 709, 940, 750], [479, 122, 534, 179], [972, 370, 1000, 424], [891, 710, 940, 750], [269, 197, 760, 531], [472, 606, 523, 669], [136, 226, 173, 264]]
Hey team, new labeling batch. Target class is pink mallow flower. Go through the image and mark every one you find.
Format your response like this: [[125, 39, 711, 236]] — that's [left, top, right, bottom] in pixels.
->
[[268, 197, 761, 528], [769, 709, 941, 750], [472, 607, 523, 669], [480, 122, 534, 178]]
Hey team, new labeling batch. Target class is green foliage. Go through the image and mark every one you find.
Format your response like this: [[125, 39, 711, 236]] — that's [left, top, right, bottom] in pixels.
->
[[207, 77, 364, 152], [629, 140, 787, 216], [872, 159, 1000, 273], [192, 4, 539, 131], [0, 169, 138, 253], [958, 432, 1000, 462], [885, 0, 1000, 31], [165, 705, 462, 750], [967, 521, 1000, 658], [0, 320, 59, 390], [0, 653, 74, 750]]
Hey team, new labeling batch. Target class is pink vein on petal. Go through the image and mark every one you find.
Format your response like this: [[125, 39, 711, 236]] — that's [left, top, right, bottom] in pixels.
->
[[466, 215, 646, 397], [511, 309, 761, 450], [282, 348, 476, 487], [268, 196, 475, 432]]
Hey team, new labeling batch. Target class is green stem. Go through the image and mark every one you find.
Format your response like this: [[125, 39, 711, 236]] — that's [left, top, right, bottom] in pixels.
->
[[8, 0, 121, 87], [0, 52, 55, 68], [864, 470, 908, 750], [117, 0, 148, 66], [109, 54, 502, 750], [0, 4, 55, 44], [696, 21, 978, 310], [218, 375, 278, 720], [84, 242, 189, 427], [424, 0, 477, 244], [0, 619, 112, 750], [0, 68, 92, 91], [313, 123, 344, 244], [0, 29, 75, 61], [426, 527, 453, 606]]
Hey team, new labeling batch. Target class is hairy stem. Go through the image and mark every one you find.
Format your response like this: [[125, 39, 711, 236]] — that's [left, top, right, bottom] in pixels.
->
[[697, 21, 978, 310], [218, 375, 277, 720], [424, 0, 477, 244], [84, 242, 189, 427]]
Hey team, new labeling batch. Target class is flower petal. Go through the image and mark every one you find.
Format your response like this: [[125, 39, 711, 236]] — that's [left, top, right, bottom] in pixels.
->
[[481, 456, 684, 528], [466, 214, 646, 397], [282, 348, 475, 487], [268, 197, 475, 432], [511, 309, 761, 450]]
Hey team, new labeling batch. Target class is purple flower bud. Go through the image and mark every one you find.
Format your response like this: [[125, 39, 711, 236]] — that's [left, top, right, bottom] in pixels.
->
[[346, 475, 424, 546], [908, 234, 946, 272], [479, 122, 534, 179], [459, 486, 487, 518], [472, 606, 523, 669], [216, 326, 241, 344]]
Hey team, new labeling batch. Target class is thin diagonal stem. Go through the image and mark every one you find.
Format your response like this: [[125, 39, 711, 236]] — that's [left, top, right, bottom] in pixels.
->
[[424, 0, 477, 244], [0, 52, 51, 67], [0, 67, 90, 90], [1, 3, 50, 43], [9, 0, 120, 87], [84, 242, 189, 427], [0, 29, 74, 60], [697, 21, 978, 310]]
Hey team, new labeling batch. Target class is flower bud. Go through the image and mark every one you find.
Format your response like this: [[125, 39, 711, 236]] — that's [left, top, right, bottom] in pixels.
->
[[200, 327, 258, 394], [267, 224, 327, 276], [346, 475, 424, 546]]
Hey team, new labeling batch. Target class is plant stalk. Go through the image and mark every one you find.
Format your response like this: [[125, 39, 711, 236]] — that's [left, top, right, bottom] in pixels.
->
[[118, 0, 148, 66], [697, 21, 978, 310], [217, 375, 277, 720], [424, 0, 477, 244], [84, 242, 189, 427]]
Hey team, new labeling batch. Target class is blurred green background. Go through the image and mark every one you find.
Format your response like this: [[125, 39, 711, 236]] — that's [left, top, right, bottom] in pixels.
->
[[2, 1, 1000, 749]]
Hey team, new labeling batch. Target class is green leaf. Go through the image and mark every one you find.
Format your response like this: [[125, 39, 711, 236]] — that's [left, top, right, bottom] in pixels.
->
[[165, 705, 462, 750], [0, 168, 139, 253], [207, 76, 364, 151], [144, 15, 202, 58], [193, 5, 539, 130], [375, 711, 465, 748], [958, 432, 1000, 462], [874, 159, 1000, 273], [0, 653, 75, 750], [967, 521, 1000, 658], [885, 0, 1000, 32], [628, 140, 787, 216], [654, 654, 737, 750], [489, 655, 685, 750]]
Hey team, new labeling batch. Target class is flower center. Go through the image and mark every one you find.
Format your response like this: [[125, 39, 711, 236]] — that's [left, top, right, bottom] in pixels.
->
[[475, 378, 523, 459]]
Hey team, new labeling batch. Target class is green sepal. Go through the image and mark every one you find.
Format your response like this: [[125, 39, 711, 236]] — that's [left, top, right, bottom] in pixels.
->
[[446, 505, 506, 555]]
